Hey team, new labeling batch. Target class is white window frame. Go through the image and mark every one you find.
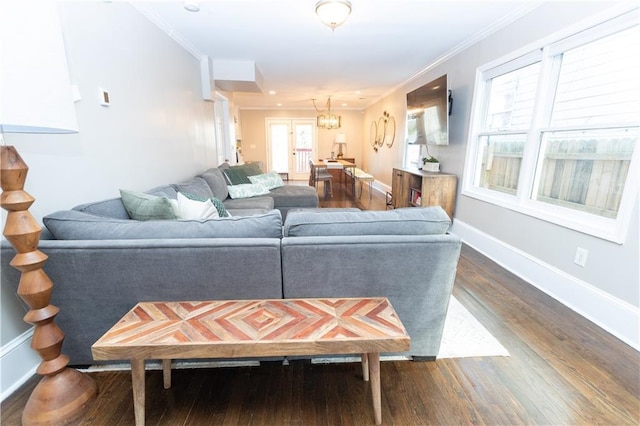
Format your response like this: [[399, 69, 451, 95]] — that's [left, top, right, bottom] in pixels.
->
[[463, 7, 640, 244]]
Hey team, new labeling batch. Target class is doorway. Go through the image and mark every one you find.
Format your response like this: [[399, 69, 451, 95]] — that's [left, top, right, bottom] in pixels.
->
[[214, 92, 234, 164], [266, 118, 317, 180]]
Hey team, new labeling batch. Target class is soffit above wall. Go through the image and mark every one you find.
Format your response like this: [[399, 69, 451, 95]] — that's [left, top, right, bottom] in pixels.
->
[[213, 59, 263, 93]]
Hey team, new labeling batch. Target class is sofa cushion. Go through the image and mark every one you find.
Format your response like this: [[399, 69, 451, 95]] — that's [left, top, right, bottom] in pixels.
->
[[268, 185, 319, 208], [173, 177, 214, 200], [43, 209, 283, 240], [146, 184, 177, 199], [249, 171, 285, 190], [283, 207, 451, 237], [225, 208, 269, 217], [227, 183, 271, 199], [200, 169, 229, 200], [73, 198, 129, 219], [223, 196, 274, 211], [119, 190, 177, 221]]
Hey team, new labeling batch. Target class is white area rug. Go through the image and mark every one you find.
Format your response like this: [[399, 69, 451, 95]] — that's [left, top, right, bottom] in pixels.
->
[[437, 296, 510, 359], [312, 295, 509, 364]]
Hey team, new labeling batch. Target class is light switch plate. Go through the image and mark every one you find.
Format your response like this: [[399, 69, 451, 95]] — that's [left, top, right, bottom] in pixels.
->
[[99, 88, 110, 106]]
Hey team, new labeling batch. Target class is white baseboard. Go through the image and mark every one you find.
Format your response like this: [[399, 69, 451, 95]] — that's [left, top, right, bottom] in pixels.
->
[[451, 219, 640, 351], [371, 180, 391, 196], [1, 328, 40, 402]]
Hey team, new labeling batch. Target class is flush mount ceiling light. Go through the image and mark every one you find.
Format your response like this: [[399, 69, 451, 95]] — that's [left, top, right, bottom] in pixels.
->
[[315, 0, 352, 31], [184, 1, 199, 12]]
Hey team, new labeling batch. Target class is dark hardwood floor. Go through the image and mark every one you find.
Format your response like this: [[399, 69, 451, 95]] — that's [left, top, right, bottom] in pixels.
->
[[2, 180, 638, 425]]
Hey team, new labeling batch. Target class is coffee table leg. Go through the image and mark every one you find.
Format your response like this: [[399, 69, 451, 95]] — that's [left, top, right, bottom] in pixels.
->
[[361, 353, 370, 381], [131, 359, 146, 426], [162, 359, 172, 389], [368, 352, 381, 425]]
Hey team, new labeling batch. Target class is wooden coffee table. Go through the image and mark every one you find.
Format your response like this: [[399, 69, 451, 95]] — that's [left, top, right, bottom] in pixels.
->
[[92, 297, 410, 425]]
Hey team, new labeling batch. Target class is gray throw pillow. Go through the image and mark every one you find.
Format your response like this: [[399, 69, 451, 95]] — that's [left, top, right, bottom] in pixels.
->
[[119, 189, 177, 221]]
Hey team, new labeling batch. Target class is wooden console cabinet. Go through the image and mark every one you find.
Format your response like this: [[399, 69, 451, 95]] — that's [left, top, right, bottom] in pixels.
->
[[391, 168, 457, 219]]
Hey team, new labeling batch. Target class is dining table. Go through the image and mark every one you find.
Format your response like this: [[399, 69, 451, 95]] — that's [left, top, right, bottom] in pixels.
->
[[312, 158, 356, 187]]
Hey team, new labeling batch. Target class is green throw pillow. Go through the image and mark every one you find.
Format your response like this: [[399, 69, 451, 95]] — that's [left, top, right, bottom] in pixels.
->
[[239, 162, 263, 176], [181, 192, 230, 217], [119, 189, 177, 221], [223, 163, 264, 185], [248, 171, 284, 190], [223, 167, 251, 185], [227, 183, 270, 199]]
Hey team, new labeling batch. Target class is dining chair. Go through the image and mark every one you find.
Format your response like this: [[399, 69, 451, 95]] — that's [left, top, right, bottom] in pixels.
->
[[309, 160, 333, 198]]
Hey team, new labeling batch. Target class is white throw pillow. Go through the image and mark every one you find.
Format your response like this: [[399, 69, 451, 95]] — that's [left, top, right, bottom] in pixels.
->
[[176, 192, 219, 220]]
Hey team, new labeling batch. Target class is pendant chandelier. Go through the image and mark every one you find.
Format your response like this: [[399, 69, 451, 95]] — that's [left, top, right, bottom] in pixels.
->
[[313, 97, 342, 129]]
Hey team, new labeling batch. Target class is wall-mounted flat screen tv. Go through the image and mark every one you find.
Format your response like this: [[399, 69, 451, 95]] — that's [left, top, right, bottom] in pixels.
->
[[406, 74, 451, 146]]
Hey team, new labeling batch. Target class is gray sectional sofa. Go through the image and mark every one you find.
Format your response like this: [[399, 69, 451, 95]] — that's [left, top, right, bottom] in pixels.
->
[[1, 167, 462, 365], [40, 162, 318, 241]]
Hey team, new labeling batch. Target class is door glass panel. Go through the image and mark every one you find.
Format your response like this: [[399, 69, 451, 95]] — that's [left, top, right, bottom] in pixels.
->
[[294, 124, 313, 174], [270, 124, 289, 173]]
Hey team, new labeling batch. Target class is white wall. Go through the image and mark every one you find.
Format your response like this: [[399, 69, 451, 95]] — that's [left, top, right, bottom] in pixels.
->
[[4, 2, 217, 223], [1, 2, 216, 397], [239, 109, 365, 167], [362, 2, 639, 347]]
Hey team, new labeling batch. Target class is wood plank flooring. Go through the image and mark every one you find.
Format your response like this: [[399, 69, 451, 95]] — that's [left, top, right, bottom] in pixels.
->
[[2, 181, 638, 425]]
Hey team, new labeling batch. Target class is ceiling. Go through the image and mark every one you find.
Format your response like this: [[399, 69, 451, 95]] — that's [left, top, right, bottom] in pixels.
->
[[135, 1, 542, 110]]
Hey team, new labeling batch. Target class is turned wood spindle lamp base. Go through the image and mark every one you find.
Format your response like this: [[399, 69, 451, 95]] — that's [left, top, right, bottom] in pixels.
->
[[1, 145, 97, 425]]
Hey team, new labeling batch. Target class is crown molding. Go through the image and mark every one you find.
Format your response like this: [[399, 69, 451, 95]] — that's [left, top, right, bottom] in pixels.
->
[[130, 2, 204, 60], [366, 2, 544, 109]]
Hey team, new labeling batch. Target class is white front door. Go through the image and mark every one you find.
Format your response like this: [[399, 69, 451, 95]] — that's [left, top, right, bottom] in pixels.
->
[[266, 118, 316, 180]]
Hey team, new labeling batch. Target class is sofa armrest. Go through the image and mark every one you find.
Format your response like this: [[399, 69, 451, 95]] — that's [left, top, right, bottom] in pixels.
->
[[1, 238, 283, 365], [281, 234, 462, 358]]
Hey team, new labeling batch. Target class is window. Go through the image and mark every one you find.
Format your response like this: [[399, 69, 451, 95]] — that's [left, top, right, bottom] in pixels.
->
[[404, 143, 421, 169], [464, 10, 639, 243], [534, 129, 635, 218], [476, 62, 540, 194]]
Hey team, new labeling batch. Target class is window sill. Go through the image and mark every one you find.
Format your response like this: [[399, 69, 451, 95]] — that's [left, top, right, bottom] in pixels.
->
[[461, 187, 634, 244]]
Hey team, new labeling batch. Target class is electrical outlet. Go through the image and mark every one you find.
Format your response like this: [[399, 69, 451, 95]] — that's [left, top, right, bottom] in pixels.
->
[[574, 247, 588, 267]]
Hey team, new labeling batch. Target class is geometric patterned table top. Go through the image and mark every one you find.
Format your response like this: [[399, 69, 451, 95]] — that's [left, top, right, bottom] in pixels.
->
[[92, 297, 410, 360]]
